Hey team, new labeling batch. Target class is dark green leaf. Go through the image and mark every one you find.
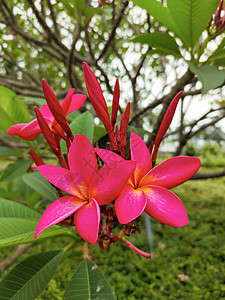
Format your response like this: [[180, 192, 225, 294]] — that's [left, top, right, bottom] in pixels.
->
[[0, 86, 30, 132], [0, 250, 63, 300], [167, 0, 220, 48], [0, 197, 40, 218], [0, 160, 32, 182], [188, 62, 225, 94], [93, 125, 107, 144], [70, 111, 94, 143], [132, 33, 181, 57], [84, 7, 102, 20], [214, 58, 225, 67], [23, 172, 58, 201], [64, 258, 117, 300]]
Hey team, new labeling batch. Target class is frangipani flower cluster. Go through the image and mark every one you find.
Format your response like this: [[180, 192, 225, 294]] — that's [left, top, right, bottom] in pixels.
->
[[7, 63, 200, 257]]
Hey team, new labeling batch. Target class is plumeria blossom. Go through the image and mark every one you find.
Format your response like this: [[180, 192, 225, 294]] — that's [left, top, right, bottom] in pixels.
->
[[34, 134, 135, 245], [95, 131, 200, 227], [7, 79, 86, 140]]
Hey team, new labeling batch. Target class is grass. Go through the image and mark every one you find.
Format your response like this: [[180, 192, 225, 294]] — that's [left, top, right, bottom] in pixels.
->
[[1, 175, 225, 299]]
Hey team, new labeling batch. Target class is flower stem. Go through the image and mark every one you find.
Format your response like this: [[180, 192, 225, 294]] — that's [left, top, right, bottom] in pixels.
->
[[63, 241, 75, 252], [123, 239, 152, 259], [83, 242, 89, 259]]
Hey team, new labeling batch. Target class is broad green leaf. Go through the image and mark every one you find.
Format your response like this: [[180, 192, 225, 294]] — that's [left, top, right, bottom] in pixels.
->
[[0, 218, 71, 248], [23, 172, 58, 201], [132, 33, 181, 57], [0, 86, 30, 132], [131, 0, 177, 33], [167, 0, 220, 48], [0, 146, 19, 157], [70, 111, 94, 143], [0, 159, 32, 182], [0, 197, 40, 218], [188, 62, 225, 94], [93, 125, 107, 144], [64, 258, 117, 300], [0, 250, 63, 300]]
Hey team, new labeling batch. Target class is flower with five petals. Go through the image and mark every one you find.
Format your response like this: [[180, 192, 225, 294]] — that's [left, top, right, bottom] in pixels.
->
[[95, 131, 200, 227], [34, 134, 135, 245]]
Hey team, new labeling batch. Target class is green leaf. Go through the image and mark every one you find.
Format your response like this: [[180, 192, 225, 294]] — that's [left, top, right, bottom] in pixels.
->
[[64, 258, 117, 300], [132, 33, 181, 57], [214, 58, 225, 67], [188, 62, 225, 94], [93, 125, 107, 144], [0, 159, 32, 182], [23, 172, 58, 201], [0, 218, 71, 248], [70, 111, 94, 143], [84, 7, 102, 20], [208, 38, 225, 61], [0, 146, 19, 157], [167, 0, 220, 48], [0, 197, 40, 218], [131, 0, 177, 33], [0, 250, 63, 300], [0, 86, 30, 132]]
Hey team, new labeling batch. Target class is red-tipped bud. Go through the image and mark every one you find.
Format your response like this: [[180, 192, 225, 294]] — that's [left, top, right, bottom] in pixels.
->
[[29, 149, 44, 166], [119, 102, 130, 158], [149, 141, 154, 156], [35, 107, 59, 156], [111, 78, 120, 129], [152, 91, 182, 162], [83, 62, 112, 133], [42, 79, 73, 138]]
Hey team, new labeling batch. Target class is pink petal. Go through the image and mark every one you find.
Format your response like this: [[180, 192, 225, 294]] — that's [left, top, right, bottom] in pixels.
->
[[74, 198, 100, 245], [89, 160, 136, 205], [34, 195, 85, 238], [130, 131, 152, 186], [36, 165, 86, 199], [140, 156, 200, 188], [68, 134, 98, 186], [61, 88, 75, 114], [95, 148, 124, 164], [40, 104, 54, 121], [19, 119, 41, 140], [115, 185, 147, 224], [7, 123, 27, 136], [142, 185, 188, 227], [66, 94, 87, 115]]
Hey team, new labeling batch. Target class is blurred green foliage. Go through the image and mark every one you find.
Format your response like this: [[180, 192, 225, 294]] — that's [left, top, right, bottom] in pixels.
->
[[1, 173, 224, 299]]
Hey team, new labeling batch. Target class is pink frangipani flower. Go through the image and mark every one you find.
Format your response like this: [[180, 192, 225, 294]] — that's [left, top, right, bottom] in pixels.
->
[[7, 80, 86, 140], [34, 134, 135, 245], [95, 131, 200, 227]]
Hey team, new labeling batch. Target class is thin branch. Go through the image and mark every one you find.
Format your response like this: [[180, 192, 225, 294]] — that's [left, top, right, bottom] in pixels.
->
[[0, 243, 33, 274], [97, 1, 129, 61]]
